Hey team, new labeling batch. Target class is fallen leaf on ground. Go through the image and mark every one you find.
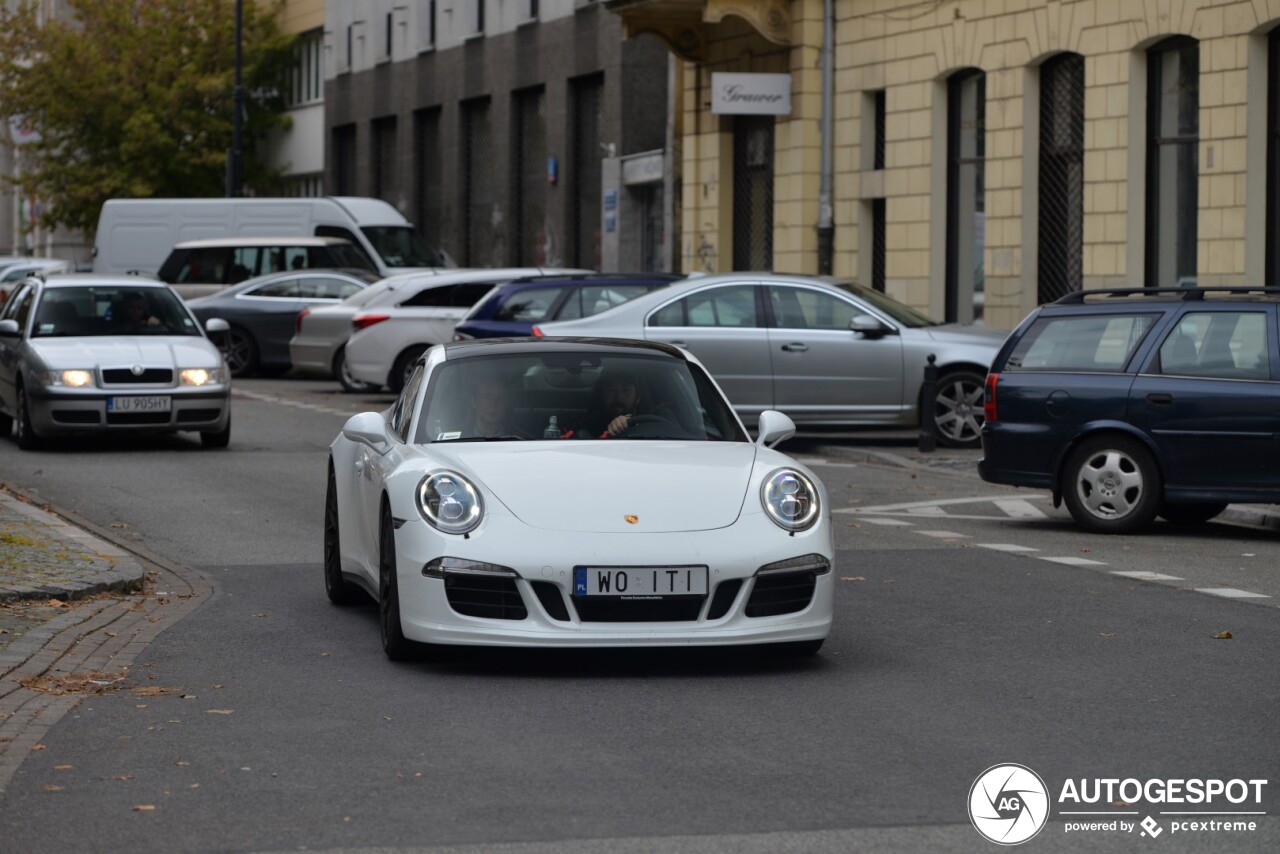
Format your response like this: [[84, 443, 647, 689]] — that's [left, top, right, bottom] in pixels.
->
[[53, 765, 72, 770], [43, 785, 64, 792], [133, 686, 177, 697], [46, 599, 68, 608], [1213, 631, 1233, 639], [132, 805, 155, 812], [840, 576, 866, 582], [206, 709, 234, 715], [110, 522, 129, 529], [30, 743, 46, 751], [251, 613, 266, 618], [113, 775, 134, 781]]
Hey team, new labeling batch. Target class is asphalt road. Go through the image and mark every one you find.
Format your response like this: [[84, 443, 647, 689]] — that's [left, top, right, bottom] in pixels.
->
[[0, 378, 1276, 853]]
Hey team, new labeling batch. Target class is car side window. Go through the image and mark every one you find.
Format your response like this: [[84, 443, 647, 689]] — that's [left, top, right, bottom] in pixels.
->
[[1157, 311, 1270, 380], [1005, 314, 1157, 371], [557, 284, 655, 321], [303, 277, 362, 300], [452, 283, 502, 308], [768, 286, 863, 330], [7, 287, 34, 331], [400, 285, 455, 308], [247, 279, 301, 299], [177, 249, 227, 284], [389, 365, 425, 442], [228, 248, 260, 283], [1, 284, 31, 321], [648, 285, 758, 328], [493, 287, 563, 322]]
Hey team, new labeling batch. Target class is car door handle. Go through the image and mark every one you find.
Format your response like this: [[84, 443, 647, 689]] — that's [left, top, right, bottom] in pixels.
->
[[668, 340, 686, 348], [1146, 393, 1173, 406], [781, 342, 809, 353], [354, 459, 364, 474]]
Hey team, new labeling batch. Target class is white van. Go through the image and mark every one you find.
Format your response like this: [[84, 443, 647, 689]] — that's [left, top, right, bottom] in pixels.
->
[[92, 197, 445, 278]]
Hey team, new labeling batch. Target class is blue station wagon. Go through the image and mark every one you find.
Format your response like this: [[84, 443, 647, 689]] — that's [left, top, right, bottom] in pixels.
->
[[979, 287, 1280, 533]]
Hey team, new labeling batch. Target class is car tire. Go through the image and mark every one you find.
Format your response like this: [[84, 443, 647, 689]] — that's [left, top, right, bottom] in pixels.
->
[[930, 369, 985, 449], [15, 384, 42, 451], [1158, 501, 1228, 525], [200, 415, 231, 449], [1062, 435, 1162, 534], [388, 346, 427, 394], [222, 326, 259, 378], [324, 463, 359, 606], [379, 502, 417, 661], [335, 347, 378, 394]]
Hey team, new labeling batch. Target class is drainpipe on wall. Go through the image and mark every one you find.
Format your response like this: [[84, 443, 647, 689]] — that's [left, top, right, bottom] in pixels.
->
[[816, 0, 835, 275]]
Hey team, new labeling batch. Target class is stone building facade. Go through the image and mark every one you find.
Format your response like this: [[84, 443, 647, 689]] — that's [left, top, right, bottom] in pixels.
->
[[611, 0, 1280, 330]]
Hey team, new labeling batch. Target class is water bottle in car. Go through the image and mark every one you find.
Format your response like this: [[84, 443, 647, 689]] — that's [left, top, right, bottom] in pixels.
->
[[543, 415, 560, 439]]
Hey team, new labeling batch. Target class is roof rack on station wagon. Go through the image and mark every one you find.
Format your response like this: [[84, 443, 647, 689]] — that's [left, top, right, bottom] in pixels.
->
[[1054, 286, 1280, 304]]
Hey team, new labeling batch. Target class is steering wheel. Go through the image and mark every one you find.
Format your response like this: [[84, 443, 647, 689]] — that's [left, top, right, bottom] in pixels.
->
[[621, 413, 696, 440]]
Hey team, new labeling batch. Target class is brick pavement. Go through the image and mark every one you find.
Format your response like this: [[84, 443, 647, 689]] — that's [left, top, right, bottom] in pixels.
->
[[0, 485, 213, 795]]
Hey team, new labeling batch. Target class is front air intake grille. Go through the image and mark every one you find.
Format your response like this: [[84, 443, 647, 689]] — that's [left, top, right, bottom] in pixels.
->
[[745, 571, 816, 618], [705, 579, 743, 621], [103, 369, 173, 384], [106, 412, 171, 425], [176, 409, 221, 424], [443, 574, 527, 620], [571, 596, 705, 623], [530, 581, 570, 622], [51, 410, 100, 425]]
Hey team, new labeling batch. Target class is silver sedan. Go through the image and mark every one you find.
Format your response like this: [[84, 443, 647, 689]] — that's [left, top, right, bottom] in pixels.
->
[[0, 275, 231, 449], [534, 273, 1008, 448]]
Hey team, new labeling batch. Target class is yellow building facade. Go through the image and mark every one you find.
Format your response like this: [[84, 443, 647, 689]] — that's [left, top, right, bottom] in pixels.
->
[[611, 0, 1280, 330]]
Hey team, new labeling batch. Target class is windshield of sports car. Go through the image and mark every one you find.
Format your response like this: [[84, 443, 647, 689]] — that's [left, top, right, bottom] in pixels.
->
[[31, 286, 202, 338], [416, 351, 749, 443]]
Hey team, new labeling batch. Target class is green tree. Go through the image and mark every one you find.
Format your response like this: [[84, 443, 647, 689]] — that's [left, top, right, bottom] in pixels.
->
[[0, 0, 295, 235]]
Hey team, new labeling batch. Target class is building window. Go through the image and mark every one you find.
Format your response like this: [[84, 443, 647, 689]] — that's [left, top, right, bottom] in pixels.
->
[[733, 116, 775, 271], [333, 124, 357, 195], [346, 25, 353, 71], [946, 68, 985, 323], [871, 198, 886, 292], [461, 98, 495, 266], [1039, 52, 1085, 303], [473, 0, 485, 36], [414, 108, 442, 260], [528, 0, 539, 19], [418, 0, 436, 51], [384, 12, 392, 60], [873, 90, 886, 171], [1267, 29, 1280, 286], [514, 88, 548, 266], [1147, 36, 1199, 288], [372, 117, 398, 204], [571, 74, 603, 269], [286, 29, 323, 108]]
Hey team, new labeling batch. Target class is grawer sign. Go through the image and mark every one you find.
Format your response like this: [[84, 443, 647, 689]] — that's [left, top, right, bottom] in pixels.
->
[[710, 73, 792, 116], [969, 764, 1270, 845]]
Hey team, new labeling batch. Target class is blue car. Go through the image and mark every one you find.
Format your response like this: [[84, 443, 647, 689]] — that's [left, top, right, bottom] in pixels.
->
[[452, 273, 682, 340], [979, 287, 1280, 533]]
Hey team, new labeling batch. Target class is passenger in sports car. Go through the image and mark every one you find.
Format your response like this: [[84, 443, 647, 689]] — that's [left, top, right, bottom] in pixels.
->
[[461, 376, 526, 438]]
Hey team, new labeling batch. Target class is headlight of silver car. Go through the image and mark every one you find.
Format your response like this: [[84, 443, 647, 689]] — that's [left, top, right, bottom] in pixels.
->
[[416, 470, 484, 535], [760, 468, 820, 532], [39, 369, 96, 388], [179, 367, 223, 386]]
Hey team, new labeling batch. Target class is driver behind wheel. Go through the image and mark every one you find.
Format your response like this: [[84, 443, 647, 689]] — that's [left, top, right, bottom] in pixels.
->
[[574, 367, 674, 439]]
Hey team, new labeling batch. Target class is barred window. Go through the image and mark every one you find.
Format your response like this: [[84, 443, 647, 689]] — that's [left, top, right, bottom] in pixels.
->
[[946, 68, 985, 323], [1146, 37, 1199, 288], [1038, 53, 1085, 303]]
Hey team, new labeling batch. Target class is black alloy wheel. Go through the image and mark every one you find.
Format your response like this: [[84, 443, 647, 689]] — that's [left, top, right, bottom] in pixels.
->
[[324, 463, 359, 605], [335, 347, 378, 393], [379, 503, 415, 660], [222, 327, 259, 378]]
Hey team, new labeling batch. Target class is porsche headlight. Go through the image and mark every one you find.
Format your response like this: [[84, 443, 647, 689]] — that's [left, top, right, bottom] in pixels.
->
[[416, 470, 484, 535], [180, 367, 222, 386], [760, 468, 820, 532], [40, 369, 96, 388]]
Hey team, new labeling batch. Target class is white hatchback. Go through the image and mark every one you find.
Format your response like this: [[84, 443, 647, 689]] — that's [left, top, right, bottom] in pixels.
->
[[341, 267, 588, 392]]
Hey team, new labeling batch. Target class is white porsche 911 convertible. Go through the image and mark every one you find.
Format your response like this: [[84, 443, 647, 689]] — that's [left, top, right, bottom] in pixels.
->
[[325, 337, 834, 659]]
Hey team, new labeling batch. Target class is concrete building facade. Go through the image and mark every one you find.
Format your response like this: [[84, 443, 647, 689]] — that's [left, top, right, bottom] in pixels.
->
[[323, 0, 674, 270], [609, 0, 1280, 331]]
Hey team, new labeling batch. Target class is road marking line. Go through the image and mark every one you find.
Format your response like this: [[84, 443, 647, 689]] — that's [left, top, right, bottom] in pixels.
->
[[993, 498, 1048, 519], [1111, 571, 1185, 582], [1195, 588, 1271, 599], [837, 494, 1050, 514], [976, 543, 1041, 553], [855, 518, 914, 526], [1037, 556, 1108, 566], [916, 530, 968, 538], [906, 506, 949, 517]]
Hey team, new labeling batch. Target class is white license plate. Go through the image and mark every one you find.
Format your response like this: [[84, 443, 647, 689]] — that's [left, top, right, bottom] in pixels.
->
[[107, 396, 171, 413], [573, 566, 708, 597]]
